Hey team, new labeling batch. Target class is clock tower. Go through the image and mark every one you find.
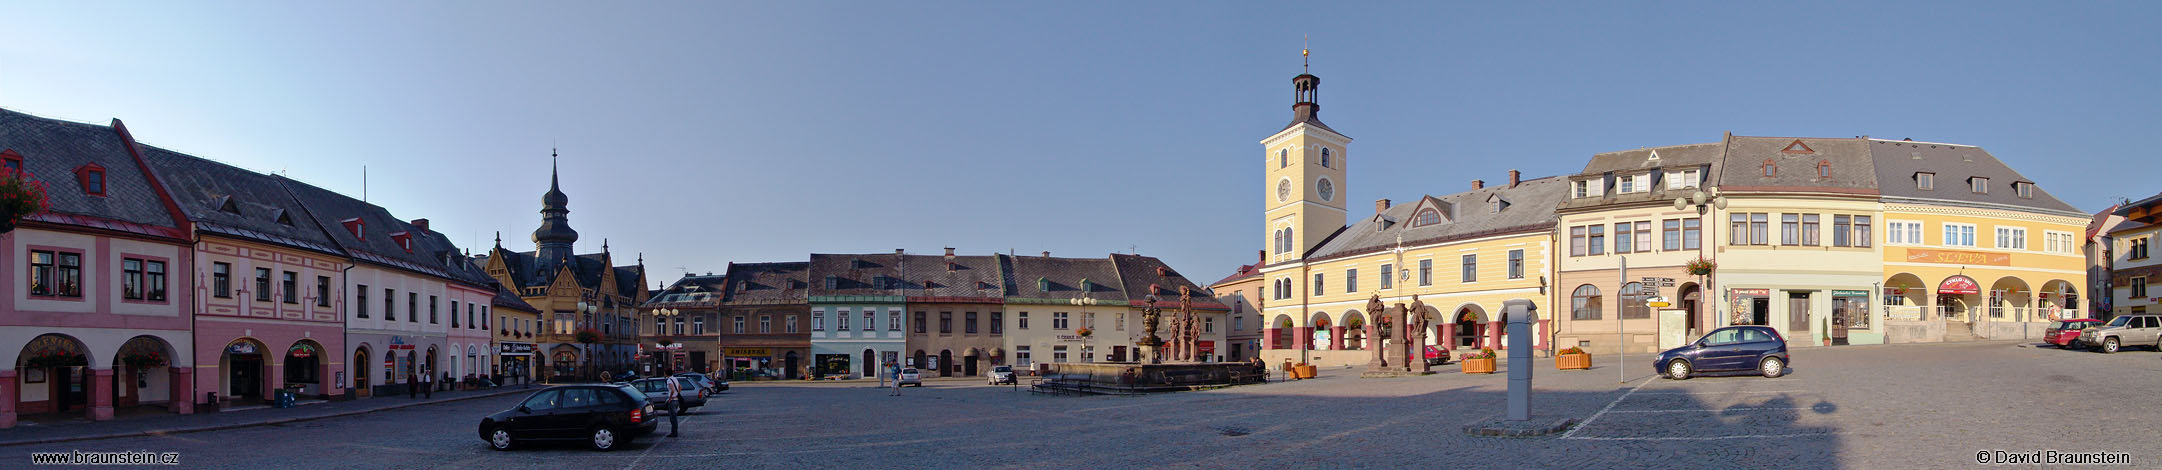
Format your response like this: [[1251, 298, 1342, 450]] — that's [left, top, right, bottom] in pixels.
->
[[1261, 53, 1350, 265]]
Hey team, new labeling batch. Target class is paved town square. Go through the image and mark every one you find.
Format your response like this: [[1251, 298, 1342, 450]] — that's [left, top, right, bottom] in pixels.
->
[[9, 340, 2154, 468]]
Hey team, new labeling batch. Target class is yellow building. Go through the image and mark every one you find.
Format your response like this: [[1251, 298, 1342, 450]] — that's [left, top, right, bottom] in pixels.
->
[[1254, 65, 1563, 368], [1872, 139, 2090, 341]]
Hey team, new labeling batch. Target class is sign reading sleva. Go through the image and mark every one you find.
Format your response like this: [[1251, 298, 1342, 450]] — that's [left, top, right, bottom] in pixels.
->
[[1905, 248, 2010, 266]]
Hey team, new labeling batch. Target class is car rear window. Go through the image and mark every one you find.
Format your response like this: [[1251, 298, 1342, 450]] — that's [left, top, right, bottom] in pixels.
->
[[614, 385, 646, 404], [1740, 328, 1774, 343], [2053, 321, 2089, 330]]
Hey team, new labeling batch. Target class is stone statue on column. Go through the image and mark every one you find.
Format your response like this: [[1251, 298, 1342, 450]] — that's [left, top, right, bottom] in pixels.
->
[[1178, 287, 1200, 362], [1409, 295, 1431, 372], [1364, 295, 1389, 369], [1390, 301, 1412, 372]]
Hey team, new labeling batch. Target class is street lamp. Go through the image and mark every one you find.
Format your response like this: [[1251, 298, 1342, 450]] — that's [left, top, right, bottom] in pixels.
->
[[1674, 186, 1730, 330]]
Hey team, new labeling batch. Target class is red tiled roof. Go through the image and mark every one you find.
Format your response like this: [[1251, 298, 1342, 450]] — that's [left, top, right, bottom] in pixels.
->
[[1210, 264, 1260, 287]]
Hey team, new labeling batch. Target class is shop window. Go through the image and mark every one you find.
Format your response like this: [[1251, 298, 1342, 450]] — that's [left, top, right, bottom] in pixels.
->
[[1571, 285, 1601, 320]]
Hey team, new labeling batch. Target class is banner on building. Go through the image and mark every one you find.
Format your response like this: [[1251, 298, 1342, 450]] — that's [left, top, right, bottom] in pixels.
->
[[1905, 249, 2010, 266]]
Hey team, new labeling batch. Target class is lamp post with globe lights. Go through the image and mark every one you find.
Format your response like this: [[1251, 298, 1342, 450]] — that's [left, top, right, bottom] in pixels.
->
[[1674, 186, 1730, 334]]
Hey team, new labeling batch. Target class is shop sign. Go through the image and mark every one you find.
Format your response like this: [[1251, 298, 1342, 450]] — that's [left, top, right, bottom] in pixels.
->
[[1938, 275, 1981, 295], [226, 342, 258, 355], [1831, 290, 1870, 297], [654, 343, 684, 350], [1731, 289, 1770, 297], [1197, 340, 1215, 352], [499, 343, 534, 355], [1055, 334, 1086, 342], [724, 348, 770, 357], [287, 343, 316, 358], [390, 336, 414, 350], [1904, 248, 2010, 266]]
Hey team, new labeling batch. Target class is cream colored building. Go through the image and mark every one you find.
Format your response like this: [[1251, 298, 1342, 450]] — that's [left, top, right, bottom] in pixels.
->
[[2104, 193, 2161, 318]]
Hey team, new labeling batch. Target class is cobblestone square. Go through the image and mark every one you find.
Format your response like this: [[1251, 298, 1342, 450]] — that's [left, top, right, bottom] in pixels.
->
[[9, 339, 2158, 468]]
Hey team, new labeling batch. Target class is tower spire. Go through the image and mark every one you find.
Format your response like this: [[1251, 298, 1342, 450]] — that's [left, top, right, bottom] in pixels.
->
[[1302, 34, 1309, 73]]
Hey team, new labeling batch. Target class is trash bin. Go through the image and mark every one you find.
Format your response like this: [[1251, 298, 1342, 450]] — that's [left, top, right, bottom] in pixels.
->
[[273, 389, 295, 408], [205, 392, 220, 412]]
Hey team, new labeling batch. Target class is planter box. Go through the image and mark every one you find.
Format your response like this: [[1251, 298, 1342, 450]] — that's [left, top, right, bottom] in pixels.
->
[[1461, 357, 1496, 374], [1556, 352, 1590, 370], [1294, 364, 1318, 379]]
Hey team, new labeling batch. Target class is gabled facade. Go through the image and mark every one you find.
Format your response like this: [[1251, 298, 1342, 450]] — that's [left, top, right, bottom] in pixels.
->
[[1554, 141, 1726, 354], [807, 253, 907, 379], [715, 261, 810, 379], [477, 155, 648, 381], [2106, 193, 2162, 318], [640, 273, 725, 375], [899, 252, 1003, 377], [0, 109, 196, 427]]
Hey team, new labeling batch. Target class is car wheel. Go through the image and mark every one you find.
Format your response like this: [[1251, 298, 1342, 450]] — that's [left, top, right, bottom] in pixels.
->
[[1759, 357, 1786, 378], [2103, 337, 2119, 354], [589, 427, 619, 451], [1665, 359, 1691, 380], [487, 427, 514, 451]]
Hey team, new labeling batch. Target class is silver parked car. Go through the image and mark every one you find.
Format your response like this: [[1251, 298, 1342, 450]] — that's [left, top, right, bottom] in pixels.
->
[[2081, 315, 2162, 353], [629, 377, 708, 413]]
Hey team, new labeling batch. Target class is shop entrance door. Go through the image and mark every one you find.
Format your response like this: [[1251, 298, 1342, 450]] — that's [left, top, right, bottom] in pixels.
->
[[1750, 298, 1770, 326], [230, 356, 262, 401], [1788, 293, 1812, 341]]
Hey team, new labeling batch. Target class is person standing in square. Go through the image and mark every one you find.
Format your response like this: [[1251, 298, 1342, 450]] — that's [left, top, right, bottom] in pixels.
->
[[665, 376, 683, 437]]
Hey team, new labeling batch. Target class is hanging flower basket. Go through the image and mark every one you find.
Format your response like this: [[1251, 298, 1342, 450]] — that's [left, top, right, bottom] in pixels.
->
[[574, 328, 602, 345], [1076, 327, 1093, 338], [1685, 257, 1717, 276], [121, 351, 168, 369], [0, 167, 51, 234], [23, 351, 86, 369]]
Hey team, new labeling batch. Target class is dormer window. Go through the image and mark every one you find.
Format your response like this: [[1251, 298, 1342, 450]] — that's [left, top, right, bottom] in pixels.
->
[[1761, 159, 1776, 177], [341, 218, 366, 240], [1970, 177, 1989, 194], [1817, 161, 1831, 178], [1081, 279, 1094, 292], [2, 149, 23, 171], [75, 163, 107, 196], [1618, 174, 1636, 193], [273, 210, 294, 226], [1646, 150, 1660, 161], [1572, 180, 1601, 198], [1037, 277, 1050, 292], [1916, 172, 1935, 191], [1660, 168, 1695, 189], [217, 196, 241, 215], [824, 275, 839, 290], [1413, 209, 1442, 227], [389, 231, 412, 252], [2015, 181, 2033, 199]]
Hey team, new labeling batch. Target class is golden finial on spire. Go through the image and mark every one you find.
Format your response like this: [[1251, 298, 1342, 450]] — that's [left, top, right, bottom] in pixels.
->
[[1302, 34, 1311, 73]]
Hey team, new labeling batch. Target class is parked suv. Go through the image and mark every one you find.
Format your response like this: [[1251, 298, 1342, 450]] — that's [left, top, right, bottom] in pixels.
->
[[987, 365, 1016, 385], [2081, 315, 2162, 354], [478, 384, 655, 451]]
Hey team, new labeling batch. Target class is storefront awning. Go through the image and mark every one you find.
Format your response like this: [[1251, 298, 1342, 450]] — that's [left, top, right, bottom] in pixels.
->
[[1938, 275, 1980, 295]]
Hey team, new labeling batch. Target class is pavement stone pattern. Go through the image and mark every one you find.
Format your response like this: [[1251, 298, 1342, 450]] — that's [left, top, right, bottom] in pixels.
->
[[5, 340, 2159, 469]]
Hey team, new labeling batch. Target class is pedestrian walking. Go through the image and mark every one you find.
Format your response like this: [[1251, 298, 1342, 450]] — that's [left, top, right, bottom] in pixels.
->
[[406, 372, 417, 398], [665, 376, 683, 437], [421, 371, 433, 398], [888, 363, 903, 396]]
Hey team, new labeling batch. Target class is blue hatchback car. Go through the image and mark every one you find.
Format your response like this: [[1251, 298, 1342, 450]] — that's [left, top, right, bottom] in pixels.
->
[[1655, 325, 1790, 380]]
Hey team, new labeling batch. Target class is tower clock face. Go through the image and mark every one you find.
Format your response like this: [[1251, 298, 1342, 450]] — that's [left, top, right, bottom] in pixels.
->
[[1317, 178, 1335, 201], [1277, 179, 1292, 202]]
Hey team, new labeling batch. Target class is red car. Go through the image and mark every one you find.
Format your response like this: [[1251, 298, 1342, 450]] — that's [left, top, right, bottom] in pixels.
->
[[2045, 319, 2104, 349], [1423, 345, 1450, 366]]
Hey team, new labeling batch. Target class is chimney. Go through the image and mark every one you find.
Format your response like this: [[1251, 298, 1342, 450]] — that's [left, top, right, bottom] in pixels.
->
[[1041, 251, 1051, 257], [1257, 249, 1266, 265], [895, 248, 904, 255], [1471, 179, 1484, 190], [1508, 170, 1521, 188], [1375, 198, 1391, 213], [410, 218, 429, 232], [944, 247, 956, 272]]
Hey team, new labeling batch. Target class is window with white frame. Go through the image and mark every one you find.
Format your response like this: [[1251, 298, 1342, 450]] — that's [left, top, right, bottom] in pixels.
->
[[1887, 221, 1924, 245], [1015, 346, 1032, 367], [2044, 231, 2075, 254], [1970, 177, 1989, 194], [864, 310, 875, 331], [693, 317, 705, 335], [889, 309, 901, 331], [1053, 312, 1070, 329], [1943, 223, 1976, 247], [1995, 226, 2027, 250], [734, 316, 745, 333], [837, 309, 850, 330], [1572, 179, 1600, 198], [1052, 345, 1068, 363], [1666, 169, 1700, 189]]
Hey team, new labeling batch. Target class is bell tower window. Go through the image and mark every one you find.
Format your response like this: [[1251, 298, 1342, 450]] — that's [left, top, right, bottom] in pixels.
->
[[1320, 148, 1332, 168]]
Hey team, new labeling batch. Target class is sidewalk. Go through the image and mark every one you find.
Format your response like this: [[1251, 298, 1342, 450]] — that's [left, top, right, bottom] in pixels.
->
[[0, 386, 532, 447]]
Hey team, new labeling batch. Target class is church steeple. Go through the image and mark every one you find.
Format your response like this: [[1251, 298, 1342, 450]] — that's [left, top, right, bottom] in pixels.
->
[[533, 149, 579, 272]]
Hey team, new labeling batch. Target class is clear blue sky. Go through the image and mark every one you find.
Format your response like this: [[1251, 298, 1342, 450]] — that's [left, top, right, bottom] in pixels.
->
[[5, 2, 2157, 286]]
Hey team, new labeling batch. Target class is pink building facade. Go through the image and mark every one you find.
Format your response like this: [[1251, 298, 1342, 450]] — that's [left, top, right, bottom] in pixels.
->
[[1, 111, 197, 428]]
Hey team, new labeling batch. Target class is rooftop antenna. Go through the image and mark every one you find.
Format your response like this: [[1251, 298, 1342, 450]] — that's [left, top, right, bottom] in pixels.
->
[[361, 165, 367, 202]]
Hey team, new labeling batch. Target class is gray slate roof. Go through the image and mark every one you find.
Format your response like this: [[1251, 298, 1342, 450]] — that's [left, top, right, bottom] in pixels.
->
[[1867, 139, 2080, 215], [139, 144, 341, 255], [1718, 136, 1879, 194], [0, 108, 180, 230], [276, 176, 484, 285], [644, 274, 728, 308], [1109, 253, 1226, 309], [1307, 175, 1569, 262], [1560, 142, 1723, 211], [1003, 254, 1126, 301], [807, 253, 904, 297], [896, 254, 1004, 299], [719, 262, 811, 305]]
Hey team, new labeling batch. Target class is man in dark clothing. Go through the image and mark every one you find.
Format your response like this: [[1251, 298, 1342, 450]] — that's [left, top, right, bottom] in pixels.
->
[[406, 372, 417, 398]]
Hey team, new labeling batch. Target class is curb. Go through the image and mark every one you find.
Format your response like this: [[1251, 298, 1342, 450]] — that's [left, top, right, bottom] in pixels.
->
[[0, 388, 528, 447]]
